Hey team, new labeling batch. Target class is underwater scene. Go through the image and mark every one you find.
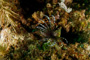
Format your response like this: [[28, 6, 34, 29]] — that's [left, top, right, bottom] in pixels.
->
[[0, 0, 90, 60]]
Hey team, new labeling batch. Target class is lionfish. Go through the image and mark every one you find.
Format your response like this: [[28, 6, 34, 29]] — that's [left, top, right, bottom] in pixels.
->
[[35, 15, 68, 46]]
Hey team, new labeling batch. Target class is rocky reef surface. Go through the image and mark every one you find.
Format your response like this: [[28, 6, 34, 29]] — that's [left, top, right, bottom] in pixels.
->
[[0, 0, 90, 60]]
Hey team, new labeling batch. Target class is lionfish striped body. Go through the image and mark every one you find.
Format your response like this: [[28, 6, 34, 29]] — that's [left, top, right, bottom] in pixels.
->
[[35, 15, 68, 46], [36, 15, 57, 38]]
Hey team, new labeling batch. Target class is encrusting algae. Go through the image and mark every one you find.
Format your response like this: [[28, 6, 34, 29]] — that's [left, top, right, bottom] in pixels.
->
[[0, 0, 90, 60]]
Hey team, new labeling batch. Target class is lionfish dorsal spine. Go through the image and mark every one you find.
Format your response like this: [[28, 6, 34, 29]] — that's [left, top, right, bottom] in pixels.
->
[[51, 15, 56, 24], [39, 19, 49, 28]]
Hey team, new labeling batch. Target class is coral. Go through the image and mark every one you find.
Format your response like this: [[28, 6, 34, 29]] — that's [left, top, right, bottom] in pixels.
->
[[0, 0, 90, 60], [0, 0, 33, 58], [58, 0, 72, 13]]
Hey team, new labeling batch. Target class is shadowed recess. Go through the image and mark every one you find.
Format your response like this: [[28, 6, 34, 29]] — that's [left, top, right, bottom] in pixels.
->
[[19, 0, 45, 18]]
